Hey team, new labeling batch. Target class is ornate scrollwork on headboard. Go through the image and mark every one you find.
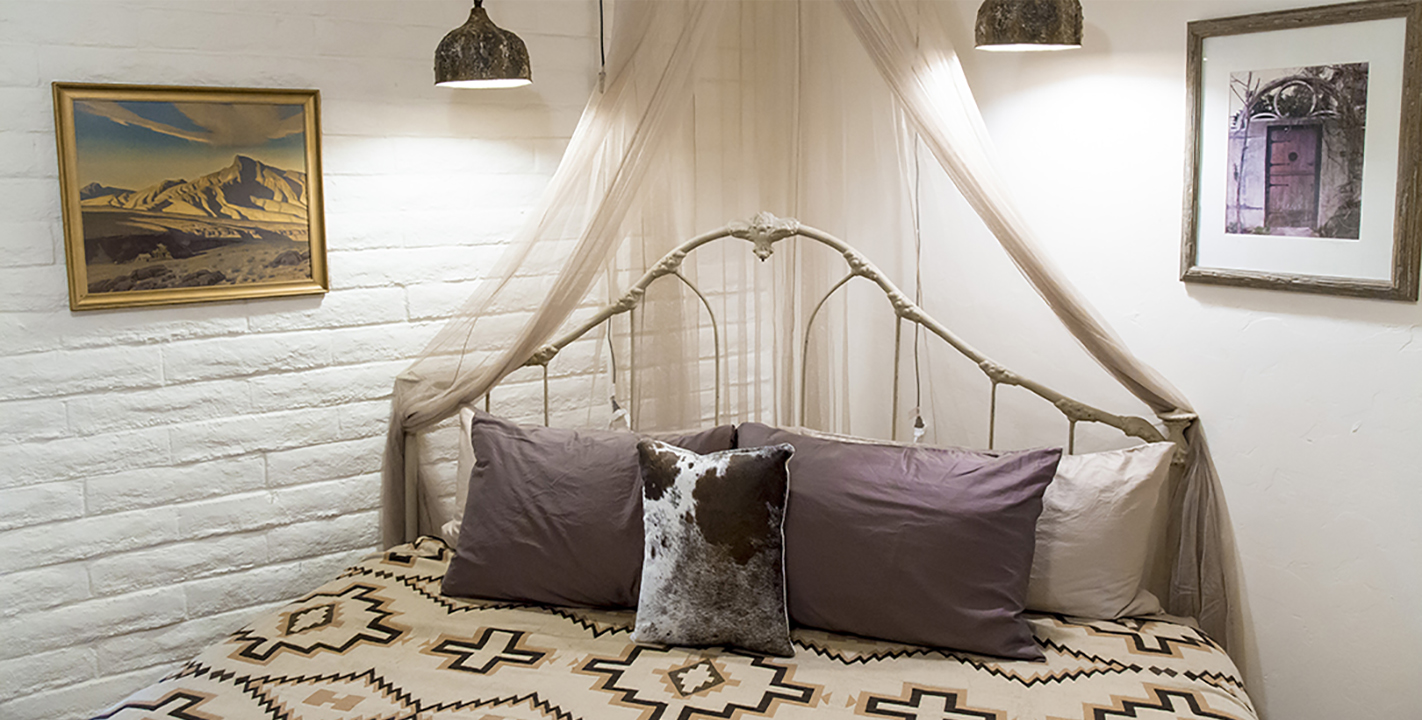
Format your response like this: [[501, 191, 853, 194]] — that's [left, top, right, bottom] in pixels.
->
[[404, 212, 1196, 542], [511, 212, 1176, 449], [728, 211, 800, 260]]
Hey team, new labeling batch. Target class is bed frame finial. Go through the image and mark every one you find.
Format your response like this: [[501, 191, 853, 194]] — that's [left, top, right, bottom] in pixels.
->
[[729, 211, 800, 260]]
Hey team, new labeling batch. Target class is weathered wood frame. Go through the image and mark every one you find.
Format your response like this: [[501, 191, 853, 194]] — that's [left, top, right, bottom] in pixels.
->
[[1181, 0, 1422, 301]]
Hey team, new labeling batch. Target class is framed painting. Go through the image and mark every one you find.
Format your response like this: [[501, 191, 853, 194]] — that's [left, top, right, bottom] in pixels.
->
[[1181, 0, 1422, 300], [53, 83, 328, 311]]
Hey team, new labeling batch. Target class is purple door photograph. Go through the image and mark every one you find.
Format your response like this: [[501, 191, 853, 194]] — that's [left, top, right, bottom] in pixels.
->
[[1265, 124, 1322, 233]]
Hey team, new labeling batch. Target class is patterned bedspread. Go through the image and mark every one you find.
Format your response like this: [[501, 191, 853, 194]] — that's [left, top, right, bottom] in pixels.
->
[[99, 538, 1257, 720]]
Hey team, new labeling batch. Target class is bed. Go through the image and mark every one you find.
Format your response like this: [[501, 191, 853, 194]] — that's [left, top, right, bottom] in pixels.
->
[[98, 537, 1253, 720], [97, 214, 1256, 720]]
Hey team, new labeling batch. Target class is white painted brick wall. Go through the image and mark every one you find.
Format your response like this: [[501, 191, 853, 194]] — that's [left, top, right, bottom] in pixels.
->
[[0, 648, 97, 703], [0, 1, 597, 718], [85, 457, 268, 514], [0, 563, 91, 617]]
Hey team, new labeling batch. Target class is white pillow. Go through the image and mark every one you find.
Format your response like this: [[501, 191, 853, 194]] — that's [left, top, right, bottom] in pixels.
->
[[1026, 441, 1176, 619], [444, 406, 480, 546]]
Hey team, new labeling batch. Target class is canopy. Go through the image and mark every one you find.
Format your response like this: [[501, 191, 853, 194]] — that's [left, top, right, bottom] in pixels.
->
[[381, 0, 1239, 655]]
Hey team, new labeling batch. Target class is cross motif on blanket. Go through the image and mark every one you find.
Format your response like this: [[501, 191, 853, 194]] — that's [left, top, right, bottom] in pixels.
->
[[428, 627, 548, 675], [666, 659, 727, 696], [229, 583, 404, 663], [862, 686, 1004, 720]]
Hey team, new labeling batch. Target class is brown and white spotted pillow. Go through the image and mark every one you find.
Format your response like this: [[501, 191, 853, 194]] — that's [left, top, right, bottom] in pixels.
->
[[632, 439, 796, 657]]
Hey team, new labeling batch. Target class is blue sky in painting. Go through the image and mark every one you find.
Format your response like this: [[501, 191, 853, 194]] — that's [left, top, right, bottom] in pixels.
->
[[113, 100, 210, 135], [73, 99, 307, 191]]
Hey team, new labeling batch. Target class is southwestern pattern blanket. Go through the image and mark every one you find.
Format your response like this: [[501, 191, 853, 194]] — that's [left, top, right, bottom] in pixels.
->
[[97, 538, 1257, 720]]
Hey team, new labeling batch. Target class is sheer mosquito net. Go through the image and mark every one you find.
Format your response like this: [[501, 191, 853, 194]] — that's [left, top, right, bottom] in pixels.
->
[[380, 0, 1240, 655]]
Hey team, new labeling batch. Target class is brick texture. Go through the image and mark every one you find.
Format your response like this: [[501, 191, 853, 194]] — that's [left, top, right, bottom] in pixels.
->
[[0, 1, 595, 717]]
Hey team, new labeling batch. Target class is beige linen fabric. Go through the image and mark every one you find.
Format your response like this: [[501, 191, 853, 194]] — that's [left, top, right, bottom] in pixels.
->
[[382, 0, 1238, 655]]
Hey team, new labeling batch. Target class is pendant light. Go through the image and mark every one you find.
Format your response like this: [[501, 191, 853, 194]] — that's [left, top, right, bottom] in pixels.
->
[[975, 0, 1083, 52], [434, 0, 532, 89]]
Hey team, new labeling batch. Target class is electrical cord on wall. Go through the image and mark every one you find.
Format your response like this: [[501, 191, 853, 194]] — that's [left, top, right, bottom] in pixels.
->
[[911, 134, 926, 444], [598, 0, 606, 92]]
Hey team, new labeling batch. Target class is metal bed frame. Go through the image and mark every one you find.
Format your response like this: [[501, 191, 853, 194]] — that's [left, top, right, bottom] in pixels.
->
[[403, 212, 1196, 542]]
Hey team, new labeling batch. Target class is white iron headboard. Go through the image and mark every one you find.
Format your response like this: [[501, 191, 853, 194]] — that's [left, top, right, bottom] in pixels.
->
[[403, 212, 1196, 542]]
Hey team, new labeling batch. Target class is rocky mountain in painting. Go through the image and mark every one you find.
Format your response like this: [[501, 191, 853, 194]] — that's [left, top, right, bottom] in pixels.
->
[[79, 155, 313, 272], [79, 182, 132, 200], [82, 155, 308, 224]]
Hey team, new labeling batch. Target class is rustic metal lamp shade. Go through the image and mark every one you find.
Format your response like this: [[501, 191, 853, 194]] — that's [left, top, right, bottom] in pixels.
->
[[975, 0, 1083, 52], [435, 0, 532, 89]]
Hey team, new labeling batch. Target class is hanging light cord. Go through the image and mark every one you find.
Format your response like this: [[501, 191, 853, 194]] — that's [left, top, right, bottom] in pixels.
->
[[911, 136, 926, 443], [606, 272, 629, 429], [915, 133, 927, 441], [597, 0, 607, 92], [608, 331, 629, 428], [594, 0, 610, 421], [908, 14, 926, 443], [913, 143, 923, 410]]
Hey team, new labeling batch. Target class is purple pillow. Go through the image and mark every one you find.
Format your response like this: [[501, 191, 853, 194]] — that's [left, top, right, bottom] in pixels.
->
[[736, 423, 1060, 660], [440, 412, 736, 608]]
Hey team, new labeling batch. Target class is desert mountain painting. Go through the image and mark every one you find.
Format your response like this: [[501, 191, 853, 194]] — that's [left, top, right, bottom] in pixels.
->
[[58, 88, 325, 305], [80, 154, 313, 293], [80, 154, 307, 223]]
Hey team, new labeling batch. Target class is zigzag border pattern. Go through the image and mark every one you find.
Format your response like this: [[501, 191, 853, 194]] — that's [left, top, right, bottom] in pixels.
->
[[1083, 685, 1246, 720], [91, 690, 218, 720], [1046, 614, 1224, 657], [414, 691, 576, 720], [343, 564, 638, 639], [240, 666, 418, 720], [1184, 669, 1248, 692], [117, 662, 581, 720], [788, 626, 1218, 691], [792, 636, 938, 665]]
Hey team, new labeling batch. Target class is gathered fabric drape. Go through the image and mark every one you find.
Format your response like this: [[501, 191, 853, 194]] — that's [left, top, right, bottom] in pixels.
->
[[382, 0, 730, 544], [834, 0, 1237, 654], [382, 0, 1238, 655]]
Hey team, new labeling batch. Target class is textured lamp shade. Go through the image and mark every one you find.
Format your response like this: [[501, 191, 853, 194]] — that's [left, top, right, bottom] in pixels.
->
[[975, 0, 1083, 52], [435, 0, 532, 88]]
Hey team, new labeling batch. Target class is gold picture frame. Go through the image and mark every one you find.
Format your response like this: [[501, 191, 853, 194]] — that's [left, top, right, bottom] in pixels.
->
[[1181, 0, 1422, 301], [53, 83, 328, 311]]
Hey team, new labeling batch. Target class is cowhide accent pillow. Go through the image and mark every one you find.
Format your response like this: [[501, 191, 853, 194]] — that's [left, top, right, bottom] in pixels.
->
[[632, 439, 796, 657]]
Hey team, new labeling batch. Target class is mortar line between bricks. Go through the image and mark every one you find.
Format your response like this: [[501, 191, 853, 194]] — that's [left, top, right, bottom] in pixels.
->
[[0, 357, 606, 402], [1, 343, 424, 387], [0, 365, 589, 403], [9, 509, 382, 578], [10, 505, 360, 558], [2, 418, 386, 489]]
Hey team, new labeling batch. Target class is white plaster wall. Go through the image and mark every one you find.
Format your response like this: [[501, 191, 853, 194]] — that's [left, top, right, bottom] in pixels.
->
[[874, 2, 1422, 718], [0, 1, 596, 717]]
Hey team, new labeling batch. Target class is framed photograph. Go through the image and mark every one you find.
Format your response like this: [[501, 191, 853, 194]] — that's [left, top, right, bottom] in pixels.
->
[[53, 83, 328, 311], [1181, 0, 1422, 300]]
